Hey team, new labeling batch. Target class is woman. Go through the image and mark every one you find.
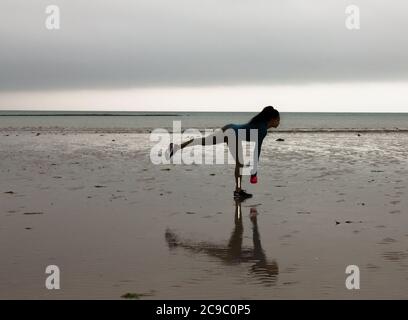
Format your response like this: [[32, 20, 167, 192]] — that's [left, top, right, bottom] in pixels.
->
[[168, 106, 280, 200]]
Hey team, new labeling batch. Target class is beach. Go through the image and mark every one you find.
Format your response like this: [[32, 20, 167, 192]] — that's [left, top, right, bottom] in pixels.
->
[[1, 130, 408, 299]]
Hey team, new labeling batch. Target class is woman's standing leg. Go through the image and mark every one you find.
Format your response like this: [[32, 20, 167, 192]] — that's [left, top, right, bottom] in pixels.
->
[[229, 138, 244, 192], [234, 162, 243, 192], [229, 137, 252, 199]]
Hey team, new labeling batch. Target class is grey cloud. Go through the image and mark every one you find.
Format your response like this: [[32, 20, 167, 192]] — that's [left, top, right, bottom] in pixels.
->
[[1, 0, 407, 91]]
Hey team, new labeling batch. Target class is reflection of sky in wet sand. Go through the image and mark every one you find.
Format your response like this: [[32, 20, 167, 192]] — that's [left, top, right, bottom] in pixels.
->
[[1, 132, 408, 299], [165, 200, 278, 286]]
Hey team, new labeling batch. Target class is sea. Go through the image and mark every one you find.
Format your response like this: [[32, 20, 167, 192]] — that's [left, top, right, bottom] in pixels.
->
[[0, 111, 407, 132]]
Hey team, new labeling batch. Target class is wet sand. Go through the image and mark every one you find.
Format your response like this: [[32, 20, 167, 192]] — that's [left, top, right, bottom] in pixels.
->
[[1, 131, 408, 299]]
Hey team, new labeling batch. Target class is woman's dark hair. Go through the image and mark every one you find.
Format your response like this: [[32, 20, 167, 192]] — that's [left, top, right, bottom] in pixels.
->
[[249, 106, 279, 124]]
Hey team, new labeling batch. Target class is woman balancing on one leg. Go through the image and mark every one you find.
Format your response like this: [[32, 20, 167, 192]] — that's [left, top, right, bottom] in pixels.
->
[[167, 106, 280, 200]]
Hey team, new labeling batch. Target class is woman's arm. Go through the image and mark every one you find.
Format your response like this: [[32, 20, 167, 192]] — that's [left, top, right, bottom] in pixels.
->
[[250, 137, 263, 176], [250, 127, 267, 176]]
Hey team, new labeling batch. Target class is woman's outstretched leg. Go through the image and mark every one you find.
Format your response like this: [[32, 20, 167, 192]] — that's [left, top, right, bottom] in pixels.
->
[[168, 128, 226, 158]]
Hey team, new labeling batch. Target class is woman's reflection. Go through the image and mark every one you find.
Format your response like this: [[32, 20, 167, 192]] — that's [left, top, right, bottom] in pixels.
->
[[165, 200, 279, 286]]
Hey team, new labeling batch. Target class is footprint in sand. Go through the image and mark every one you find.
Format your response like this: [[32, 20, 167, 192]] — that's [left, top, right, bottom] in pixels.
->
[[297, 211, 311, 215], [390, 200, 401, 205], [67, 186, 85, 191], [280, 234, 292, 240], [389, 210, 401, 214], [382, 251, 408, 262], [378, 237, 397, 245], [282, 281, 300, 286], [366, 263, 380, 270]]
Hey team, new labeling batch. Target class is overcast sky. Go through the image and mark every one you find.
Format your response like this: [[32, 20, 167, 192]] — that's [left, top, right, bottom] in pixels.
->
[[1, 0, 407, 111]]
